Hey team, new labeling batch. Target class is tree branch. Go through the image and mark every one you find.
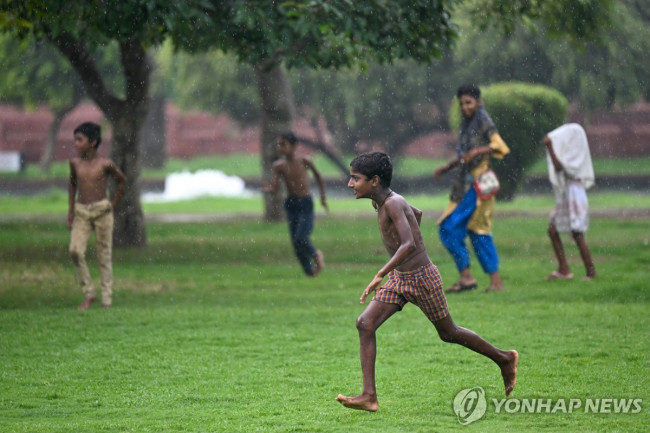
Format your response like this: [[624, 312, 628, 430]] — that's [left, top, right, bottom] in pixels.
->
[[49, 32, 123, 119], [296, 136, 348, 176], [257, 44, 305, 72]]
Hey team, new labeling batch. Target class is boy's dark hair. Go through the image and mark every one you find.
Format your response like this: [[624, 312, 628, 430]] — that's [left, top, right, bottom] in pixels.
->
[[74, 122, 102, 148], [350, 151, 393, 188], [279, 131, 298, 146], [457, 83, 481, 100]]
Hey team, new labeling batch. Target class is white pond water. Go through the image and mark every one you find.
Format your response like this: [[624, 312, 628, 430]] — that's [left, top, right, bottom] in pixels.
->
[[141, 169, 257, 202]]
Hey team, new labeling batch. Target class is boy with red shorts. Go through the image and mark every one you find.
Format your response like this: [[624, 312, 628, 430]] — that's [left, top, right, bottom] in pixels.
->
[[336, 151, 518, 412]]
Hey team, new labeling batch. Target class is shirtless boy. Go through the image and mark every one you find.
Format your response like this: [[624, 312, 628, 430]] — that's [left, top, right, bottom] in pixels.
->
[[68, 122, 126, 310], [336, 151, 517, 412], [263, 132, 327, 276]]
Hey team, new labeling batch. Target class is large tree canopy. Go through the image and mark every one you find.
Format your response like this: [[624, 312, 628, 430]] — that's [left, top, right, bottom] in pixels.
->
[[172, 1, 458, 66], [466, 0, 613, 43]]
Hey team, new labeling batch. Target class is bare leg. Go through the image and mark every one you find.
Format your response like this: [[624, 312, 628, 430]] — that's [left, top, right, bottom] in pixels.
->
[[485, 271, 505, 292], [572, 232, 596, 279], [434, 315, 518, 396], [336, 300, 400, 411], [78, 296, 96, 311], [313, 250, 325, 276], [548, 224, 571, 276]]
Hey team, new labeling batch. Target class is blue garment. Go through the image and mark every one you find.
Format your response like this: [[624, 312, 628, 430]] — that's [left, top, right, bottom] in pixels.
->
[[438, 186, 499, 274], [284, 196, 317, 275]]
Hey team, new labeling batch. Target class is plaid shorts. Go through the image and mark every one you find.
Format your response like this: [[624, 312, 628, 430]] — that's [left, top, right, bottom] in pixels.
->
[[373, 262, 449, 323]]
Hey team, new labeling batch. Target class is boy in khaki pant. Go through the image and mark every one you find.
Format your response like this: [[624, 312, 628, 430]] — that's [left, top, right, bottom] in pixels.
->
[[67, 122, 126, 310]]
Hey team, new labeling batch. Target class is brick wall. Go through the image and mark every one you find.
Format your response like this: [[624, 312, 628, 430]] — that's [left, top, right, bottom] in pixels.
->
[[568, 102, 650, 157], [1, 102, 648, 162]]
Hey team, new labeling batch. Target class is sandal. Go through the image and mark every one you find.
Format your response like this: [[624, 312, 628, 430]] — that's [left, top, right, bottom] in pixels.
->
[[546, 270, 574, 281], [445, 280, 477, 293]]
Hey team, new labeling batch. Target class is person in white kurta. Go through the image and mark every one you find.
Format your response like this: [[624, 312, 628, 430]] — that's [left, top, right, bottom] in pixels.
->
[[543, 123, 597, 281]]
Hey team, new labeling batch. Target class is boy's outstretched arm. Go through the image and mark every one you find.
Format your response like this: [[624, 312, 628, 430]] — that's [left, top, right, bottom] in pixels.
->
[[262, 163, 281, 193], [434, 157, 459, 179], [306, 158, 328, 211]]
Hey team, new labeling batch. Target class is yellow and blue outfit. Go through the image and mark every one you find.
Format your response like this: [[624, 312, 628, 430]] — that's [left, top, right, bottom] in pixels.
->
[[437, 106, 509, 274]]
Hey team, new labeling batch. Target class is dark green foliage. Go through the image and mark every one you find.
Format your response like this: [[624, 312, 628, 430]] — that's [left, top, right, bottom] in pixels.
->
[[467, 0, 614, 43], [450, 82, 568, 200]]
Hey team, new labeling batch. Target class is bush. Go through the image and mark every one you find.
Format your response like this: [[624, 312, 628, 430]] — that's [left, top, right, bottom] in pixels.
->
[[449, 82, 568, 200]]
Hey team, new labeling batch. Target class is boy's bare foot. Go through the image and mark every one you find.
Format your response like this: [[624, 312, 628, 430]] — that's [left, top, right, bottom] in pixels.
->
[[501, 350, 518, 396], [313, 250, 325, 276], [484, 283, 505, 292], [78, 296, 96, 311], [546, 270, 573, 280], [583, 271, 596, 281], [335, 393, 379, 412], [101, 303, 111, 309]]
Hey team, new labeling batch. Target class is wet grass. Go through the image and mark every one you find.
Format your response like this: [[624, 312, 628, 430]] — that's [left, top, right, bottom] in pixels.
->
[[0, 213, 648, 432], [1, 190, 649, 219]]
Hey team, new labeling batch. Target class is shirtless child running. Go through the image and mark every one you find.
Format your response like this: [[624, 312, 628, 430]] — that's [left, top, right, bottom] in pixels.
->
[[263, 132, 327, 277], [336, 151, 517, 412], [68, 122, 126, 310]]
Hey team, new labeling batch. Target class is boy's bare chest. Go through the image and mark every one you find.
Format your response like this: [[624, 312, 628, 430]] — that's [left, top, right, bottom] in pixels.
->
[[280, 160, 308, 180], [75, 160, 107, 182]]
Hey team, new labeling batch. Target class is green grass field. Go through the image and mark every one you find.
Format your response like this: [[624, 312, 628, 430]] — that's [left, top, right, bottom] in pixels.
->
[[1, 190, 649, 219], [1, 197, 649, 432]]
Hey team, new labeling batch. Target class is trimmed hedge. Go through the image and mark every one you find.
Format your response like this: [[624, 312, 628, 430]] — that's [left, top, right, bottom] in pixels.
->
[[449, 82, 568, 200]]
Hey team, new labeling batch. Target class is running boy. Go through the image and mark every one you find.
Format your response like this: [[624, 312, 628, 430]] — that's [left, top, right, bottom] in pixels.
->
[[336, 151, 517, 412], [68, 122, 126, 310], [263, 132, 327, 277]]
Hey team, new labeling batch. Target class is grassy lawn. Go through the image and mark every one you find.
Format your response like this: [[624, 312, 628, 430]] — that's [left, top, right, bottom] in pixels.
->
[[1, 189, 649, 219], [1, 204, 649, 432]]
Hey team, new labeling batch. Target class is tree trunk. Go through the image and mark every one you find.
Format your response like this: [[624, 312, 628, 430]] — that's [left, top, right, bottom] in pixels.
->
[[107, 41, 151, 247], [255, 62, 296, 222], [38, 107, 68, 172], [140, 92, 167, 169], [110, 114, 148, 247]]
